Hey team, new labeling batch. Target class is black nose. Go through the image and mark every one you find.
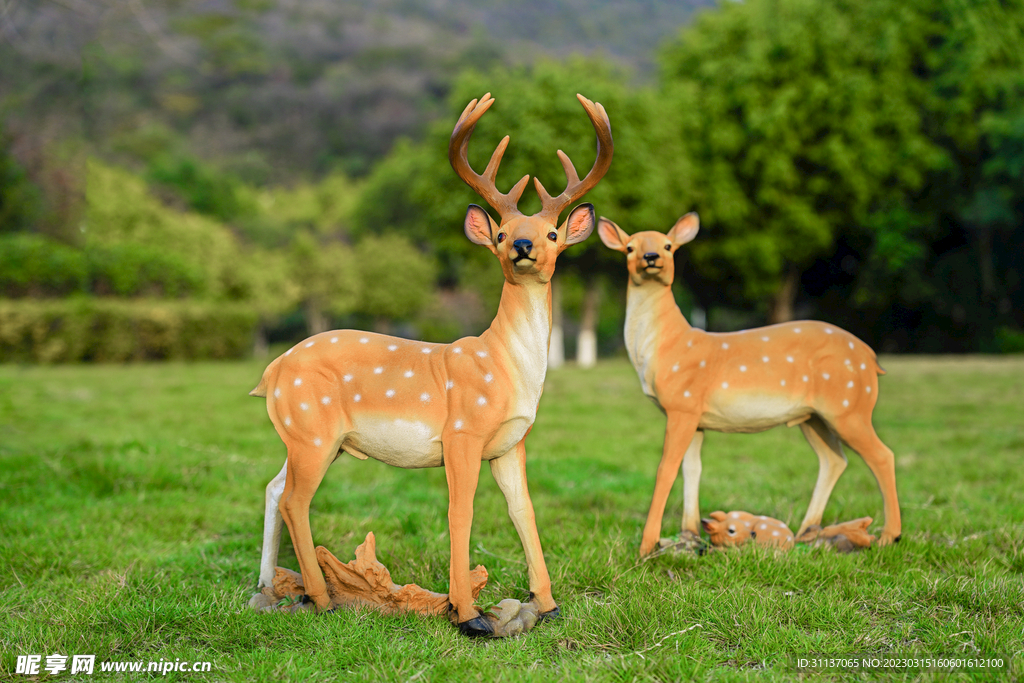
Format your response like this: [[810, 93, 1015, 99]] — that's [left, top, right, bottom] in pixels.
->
[[513, 239, 533, 257], [643, 252, 659, 264]]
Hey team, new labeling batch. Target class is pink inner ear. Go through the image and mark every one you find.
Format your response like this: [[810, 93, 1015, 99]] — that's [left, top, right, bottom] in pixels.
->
[[465, 207, 493, 245]]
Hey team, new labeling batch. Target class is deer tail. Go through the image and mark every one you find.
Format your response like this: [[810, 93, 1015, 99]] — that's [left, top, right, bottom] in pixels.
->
[[249, 356, 283, 397]]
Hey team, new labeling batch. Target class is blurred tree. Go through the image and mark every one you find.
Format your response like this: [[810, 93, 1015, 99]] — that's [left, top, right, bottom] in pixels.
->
[[353, 234, 437, 333], [288, 231, 360, 335], [660, 0, 941, 323], [0, 132, 43, 234]]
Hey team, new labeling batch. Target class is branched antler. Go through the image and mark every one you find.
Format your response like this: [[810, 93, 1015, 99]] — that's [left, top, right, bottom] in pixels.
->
[[448, 93, 530, 222], [535, 94, 614, 222]]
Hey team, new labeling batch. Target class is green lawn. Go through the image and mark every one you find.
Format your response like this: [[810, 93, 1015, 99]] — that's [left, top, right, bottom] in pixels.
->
[[1, 356, 1022, 681]]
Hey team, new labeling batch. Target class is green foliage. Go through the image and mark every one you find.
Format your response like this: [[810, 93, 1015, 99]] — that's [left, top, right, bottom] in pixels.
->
[[0, 233, 89, 297], [146, 154, 255, 222], [353, 235, 437, 321], [0, 298, 257, 363], [288, 231, 360, 319], [660, 0, 942, 305], [0, 132, 43, 233]]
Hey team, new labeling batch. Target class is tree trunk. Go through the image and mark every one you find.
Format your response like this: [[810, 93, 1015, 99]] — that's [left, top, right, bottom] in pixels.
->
[[768, 266, 799, 324], [305, 300, 329, 335], [253, 322, 269, 357], [548, 274, 565, 369], [576, 279, 600, 368]]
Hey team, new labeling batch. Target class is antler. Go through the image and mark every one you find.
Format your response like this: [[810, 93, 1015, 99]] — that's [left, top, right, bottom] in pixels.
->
[[535, 94, 614, 222], [449, 93, 530, 222]]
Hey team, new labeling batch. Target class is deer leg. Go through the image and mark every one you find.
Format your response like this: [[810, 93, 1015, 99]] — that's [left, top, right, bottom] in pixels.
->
[[489, 439, 557, 615], [443, 433, 486, 633], [278, 446, 333, 610], [832, 417, 902, 545], [679, 430, 705, 538], [640, 412, 700, 556], [796, 416, 847, 535], [258, 459, 289, 589]]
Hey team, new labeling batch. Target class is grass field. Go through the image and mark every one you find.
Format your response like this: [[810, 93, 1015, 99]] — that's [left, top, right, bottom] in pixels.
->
[[1, 355, 1022, 681]]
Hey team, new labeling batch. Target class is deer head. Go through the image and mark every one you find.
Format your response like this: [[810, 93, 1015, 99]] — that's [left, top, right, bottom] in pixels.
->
[[598, 213, 699, 287], [451, 93, 613, 284]]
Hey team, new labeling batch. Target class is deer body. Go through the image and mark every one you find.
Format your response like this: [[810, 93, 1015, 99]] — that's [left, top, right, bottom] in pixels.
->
[[599, 214, 901, 557], [253, 93, 612, 637]]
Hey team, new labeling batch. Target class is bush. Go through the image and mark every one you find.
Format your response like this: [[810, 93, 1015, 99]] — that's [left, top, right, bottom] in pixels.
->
[[0, 233, 89, 297], [0, 298, 258, 363], [86, 243, 207, 297]]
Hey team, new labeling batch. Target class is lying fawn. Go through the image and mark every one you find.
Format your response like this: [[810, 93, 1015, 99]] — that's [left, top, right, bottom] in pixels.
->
[[598, 213, 901, 557], [251, 93, 613, 636]]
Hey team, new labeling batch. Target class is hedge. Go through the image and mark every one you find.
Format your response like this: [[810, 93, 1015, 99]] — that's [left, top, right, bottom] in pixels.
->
[[0, 298, 258, 363]]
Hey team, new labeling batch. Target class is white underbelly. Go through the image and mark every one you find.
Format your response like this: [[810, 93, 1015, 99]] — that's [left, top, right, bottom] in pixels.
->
[[347, 417, 443, 468], [482, 416, 532, 460], [700, 393, 809, 434]]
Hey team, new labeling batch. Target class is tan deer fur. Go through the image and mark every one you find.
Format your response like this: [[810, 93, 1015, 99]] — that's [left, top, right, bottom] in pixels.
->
[[252, 93, 612, 636], [701, 510, 795, 549], [598, 213, 901, 557]]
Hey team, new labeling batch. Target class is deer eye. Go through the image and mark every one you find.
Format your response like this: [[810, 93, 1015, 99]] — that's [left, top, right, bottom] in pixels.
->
[[727, 526, 736, 535], [497, 233, 506, 243], [547, 231, 558, 242], [665, 244, 672, 251], [626, 246, 633, 253]]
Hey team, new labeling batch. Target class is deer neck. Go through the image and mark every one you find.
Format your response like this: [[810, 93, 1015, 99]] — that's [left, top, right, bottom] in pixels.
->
[[480, 279, 552, 397], [624, 281, 689, 397]]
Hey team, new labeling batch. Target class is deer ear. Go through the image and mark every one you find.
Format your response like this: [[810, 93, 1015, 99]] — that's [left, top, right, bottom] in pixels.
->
[[561, 203, 595, 246], [700, 518, 715, 532], [710, 510, 727, 521], [597, 217, 630, 252], [667, 212, 699, 247], [465, 204, 499, 251]]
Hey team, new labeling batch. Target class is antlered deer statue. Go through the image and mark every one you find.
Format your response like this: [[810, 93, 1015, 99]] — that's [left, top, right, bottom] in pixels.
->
[[251, 93, 612, 636], [598, 213, 901, 557]]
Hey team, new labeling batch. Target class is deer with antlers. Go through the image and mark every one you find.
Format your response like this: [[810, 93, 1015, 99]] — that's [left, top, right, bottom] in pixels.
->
[[250, 93, 612, 636], [598, 213, 901, 557]]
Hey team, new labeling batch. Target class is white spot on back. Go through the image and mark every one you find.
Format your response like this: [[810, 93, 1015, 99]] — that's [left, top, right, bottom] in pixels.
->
[[305, 341, 314, 347], [477, 396, 487, 405], [860, 363, 867, 370], [823, 373, 830, 380], [730, 512, 740, 518], [700, 360, 706, 368], [780, 380, 786, 386], [453, 347, 462, 354], [300, 402, 309, 411], [274, 388, 281, 398], [374, 367, 384, 374], [330, 337, 338, 343], [773, 530, 780, 536], [803, 375, 809, 382], [687, 340, 693, 347], [283, 416, 293, 427], [740, 365, 747, 372], [722, 342, 729, 349], [786, 356, 793, 363], [849, 341, 854, 349], [354, 394, 361, 402], [285, 349, 293, 356], [847, 381, 854, 388], [404, 370, 414, 378], [313, 437, 322, 446], [386, 389, 395, 398], [454, 420, 463, 430], [794, 328, 801, 333], [420, 392, 430, 402], [845, 359, 851, 365], [294, 378, 302, 386], [722, 382, 729, 389], [388, 345, 398, 351], [762, 356, 769, 363], [843, 399, 849, 407], [446, 380, 454, 389], [321, 396, 331, 405], [360, 338, 368, 344], [476, 350, 487, 357], [825, 328, 833, 334], [684, 390, 691, 397], [422, 347, 432, 354], [484, 373, 493, 383], [762, 336, 769, 341], [343, 374, 353, 382], [672, 364, 679, 372], [866, 386, 871, 393], [759, 524, 768, 530]]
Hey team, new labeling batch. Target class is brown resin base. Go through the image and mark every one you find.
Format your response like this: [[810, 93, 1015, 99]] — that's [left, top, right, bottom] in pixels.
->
[[248, 532, 543, 637]]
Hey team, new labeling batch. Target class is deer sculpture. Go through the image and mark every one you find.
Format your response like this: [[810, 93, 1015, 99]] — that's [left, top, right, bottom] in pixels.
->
[[251, 93, 613, 637], [598, 213, 901, 557]]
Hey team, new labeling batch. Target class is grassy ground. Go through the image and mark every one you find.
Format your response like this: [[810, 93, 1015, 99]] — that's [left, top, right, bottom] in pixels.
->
[[1, 355, 1022, 681]]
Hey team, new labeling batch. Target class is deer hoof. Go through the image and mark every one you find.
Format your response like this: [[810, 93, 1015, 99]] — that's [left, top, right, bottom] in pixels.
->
[[458, 615, 495, 638], [539, 605, 561, 622]]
